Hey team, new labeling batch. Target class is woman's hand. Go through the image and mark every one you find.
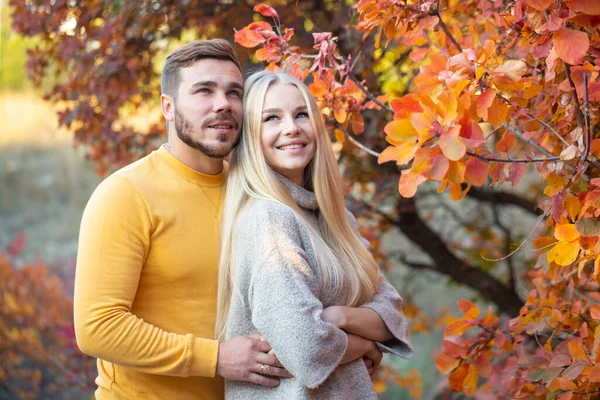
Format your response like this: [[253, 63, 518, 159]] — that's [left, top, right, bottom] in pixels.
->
[[339, 333, 382, 373], [322, 305, 393, 342], [321, 306, 349, 329]]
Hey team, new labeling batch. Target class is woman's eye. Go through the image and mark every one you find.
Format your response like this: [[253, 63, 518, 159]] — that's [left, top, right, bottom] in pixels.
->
[[296, 112, 309, 118], [264, 115, 279, 122]]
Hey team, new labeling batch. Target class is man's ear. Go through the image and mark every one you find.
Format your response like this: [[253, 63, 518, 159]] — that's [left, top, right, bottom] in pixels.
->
[[161, 93, 175, 122]]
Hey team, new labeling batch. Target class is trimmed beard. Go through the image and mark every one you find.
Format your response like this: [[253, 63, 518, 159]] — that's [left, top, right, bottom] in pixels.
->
[[174, 108, 239, 158]]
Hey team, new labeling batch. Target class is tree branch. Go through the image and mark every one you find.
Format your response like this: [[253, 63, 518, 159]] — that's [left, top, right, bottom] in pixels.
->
[[464, 186, 541, 215], [361, 198, 525, 316], [466, 151, 560, 164], [563, 61, 585, 129], [432, 2, 462, 53], [347, 74, 393, 113], [492, 205, 516, 291]]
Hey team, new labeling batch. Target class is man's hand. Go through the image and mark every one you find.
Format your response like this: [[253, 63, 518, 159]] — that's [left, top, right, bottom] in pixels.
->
[[216, 334, 292, 387]]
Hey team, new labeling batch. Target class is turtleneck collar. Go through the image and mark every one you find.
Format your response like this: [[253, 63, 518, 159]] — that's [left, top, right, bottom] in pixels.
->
[[275, 172, 319, 211]]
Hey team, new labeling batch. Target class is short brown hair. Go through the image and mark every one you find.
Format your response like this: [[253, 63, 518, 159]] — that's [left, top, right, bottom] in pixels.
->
[[161, 39, 241, 98]]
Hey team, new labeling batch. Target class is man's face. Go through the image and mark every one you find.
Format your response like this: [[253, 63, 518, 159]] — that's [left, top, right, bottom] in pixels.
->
[[173, 59, 243, 158]]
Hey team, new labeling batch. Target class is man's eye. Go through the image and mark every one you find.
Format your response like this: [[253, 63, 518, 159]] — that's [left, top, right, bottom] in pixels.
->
[[198, 88, 210, 94], [229, 91, 242, 97]]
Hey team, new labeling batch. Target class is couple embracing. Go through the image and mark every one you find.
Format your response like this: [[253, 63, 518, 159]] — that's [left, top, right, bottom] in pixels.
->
[[74, 38, 413, 400]]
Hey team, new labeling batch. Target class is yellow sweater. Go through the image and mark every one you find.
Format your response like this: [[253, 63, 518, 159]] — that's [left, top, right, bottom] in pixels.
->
[[74, 145, 224, 399]]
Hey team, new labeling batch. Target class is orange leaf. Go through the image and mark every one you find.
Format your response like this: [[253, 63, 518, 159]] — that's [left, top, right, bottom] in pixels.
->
[[234, 29, 266, 48], [463, 363, 478, 396], [351, 112, 364, 135], [589, 364, 600, 382], [448, 363, 468, 392], [526, 0, 553, 10], [384, 119, 417, 142], [334, 129, 345, 143], [445, 318, 477, 336], [568, 340, 588, 362], [435, 352, 460, 374], [457, 299, 477, 314], [496, 132, 515, 153], [429, 155, 449, 181], [591, 304, 600, 320], [377, 142, 418, 166], [476, 88, 496, 120], [548, 377, 577, 391], [398, 171, 426, 198], [555, 224, 580, 242], [334, 106, 347, 124], [464, 157, 488, 186], [553, 28, 590, 65], [564, 0, 600, 15], [391, 95, 423, 119], [439, 132, 466, 161], [487, 97, 508, 127], [254, 4, 279, 18]]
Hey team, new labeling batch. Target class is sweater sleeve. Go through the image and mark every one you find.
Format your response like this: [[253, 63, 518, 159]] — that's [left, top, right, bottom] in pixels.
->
[[240, 203, 348, 389], [346, 209, 414, 359], [73, 174, 218, 377]]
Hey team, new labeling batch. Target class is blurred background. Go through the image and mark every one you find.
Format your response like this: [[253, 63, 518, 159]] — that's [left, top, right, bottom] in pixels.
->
[[0, 0, 544, 398]]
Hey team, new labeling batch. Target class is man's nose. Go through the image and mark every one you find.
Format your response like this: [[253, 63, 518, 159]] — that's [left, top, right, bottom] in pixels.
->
[[213, 91, 233, 113]]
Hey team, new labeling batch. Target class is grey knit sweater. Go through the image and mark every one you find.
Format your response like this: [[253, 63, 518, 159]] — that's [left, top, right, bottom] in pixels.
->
[[224, 176, 414, 400]]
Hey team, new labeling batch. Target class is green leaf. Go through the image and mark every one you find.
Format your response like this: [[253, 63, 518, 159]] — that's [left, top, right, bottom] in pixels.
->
[[575, 218, 600, 237]]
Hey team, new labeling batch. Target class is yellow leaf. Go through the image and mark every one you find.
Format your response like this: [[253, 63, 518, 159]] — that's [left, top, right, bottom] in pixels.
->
[[384, 119, 417, 142], [334, 129, 345, 143], [566, 196, 581, 220], [555, 224, 580, 242], [547, 241, 580, 266]]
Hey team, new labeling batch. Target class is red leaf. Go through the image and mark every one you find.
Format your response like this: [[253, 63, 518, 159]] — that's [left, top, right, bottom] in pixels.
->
[[234, 29, 266, 48], [7, 232, 27, 257], [496, 132, 515, 153], [508, 163, 525, 186], [553, 28, 590, 65], [465, 157, 488, 186], [564, 0, 600, 15], [526, 0, 553, 10], [254, 4, 279, 19]]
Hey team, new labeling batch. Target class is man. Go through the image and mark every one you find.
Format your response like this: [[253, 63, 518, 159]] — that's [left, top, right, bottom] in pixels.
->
[[74, 39, 289, 400]]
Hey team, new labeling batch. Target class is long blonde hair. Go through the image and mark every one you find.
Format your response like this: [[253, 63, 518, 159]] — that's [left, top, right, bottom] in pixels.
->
[[215, 70, 379, 341]]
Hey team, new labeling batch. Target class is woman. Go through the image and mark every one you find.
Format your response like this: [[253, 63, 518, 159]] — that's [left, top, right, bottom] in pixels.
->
[[216, 70, 413, 399]]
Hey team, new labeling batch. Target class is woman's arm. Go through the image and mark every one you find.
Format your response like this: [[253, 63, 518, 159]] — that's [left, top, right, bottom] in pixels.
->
[[342, 209, 415, 359], [321, 305, 393, 342], [239, 202, 351, 389]]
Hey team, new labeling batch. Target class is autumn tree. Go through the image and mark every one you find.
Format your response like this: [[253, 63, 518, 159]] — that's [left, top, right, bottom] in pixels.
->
[[10, 0, 600, 398], [0, 234, 96, 399]]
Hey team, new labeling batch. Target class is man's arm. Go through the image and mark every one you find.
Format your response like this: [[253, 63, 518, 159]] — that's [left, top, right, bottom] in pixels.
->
[[74, 175, 289, 384], [74, 174, 219, 377]]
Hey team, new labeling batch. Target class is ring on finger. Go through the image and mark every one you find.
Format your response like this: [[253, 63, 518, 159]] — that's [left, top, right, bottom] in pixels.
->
[[260, 363, 265, 374]]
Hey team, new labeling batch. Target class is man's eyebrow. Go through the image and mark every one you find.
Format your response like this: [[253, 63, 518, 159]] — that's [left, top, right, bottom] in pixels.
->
[[189, 81, 244, 92], [262, 105, 307, 114]]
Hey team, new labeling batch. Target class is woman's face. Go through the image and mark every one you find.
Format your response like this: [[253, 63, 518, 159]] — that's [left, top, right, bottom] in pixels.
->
[[260, 83, 317, 186]]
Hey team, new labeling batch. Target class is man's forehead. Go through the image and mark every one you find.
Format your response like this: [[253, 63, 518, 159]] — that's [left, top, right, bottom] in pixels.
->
[[180, 59, 243, 87]]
